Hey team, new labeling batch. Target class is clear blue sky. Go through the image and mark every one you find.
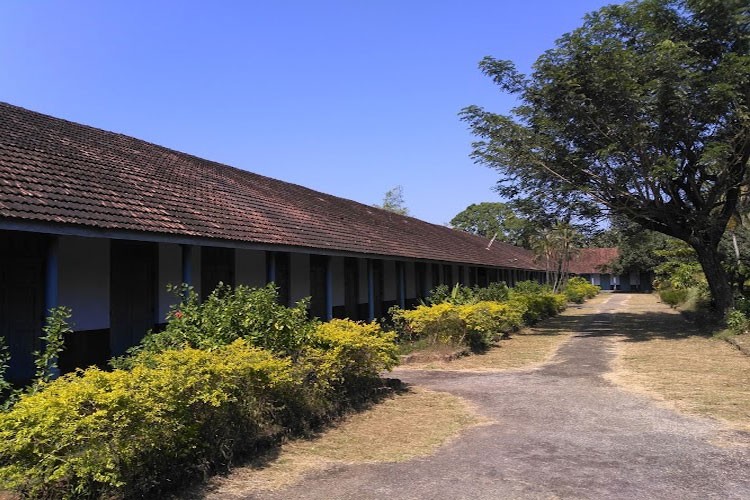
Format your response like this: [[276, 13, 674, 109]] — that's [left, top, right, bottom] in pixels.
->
[[1, 0, 613, 225]]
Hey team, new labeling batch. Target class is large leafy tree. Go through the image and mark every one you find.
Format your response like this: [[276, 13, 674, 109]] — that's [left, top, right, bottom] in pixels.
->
[[449, 202, 535, 247], [462, 0, 750, 313]]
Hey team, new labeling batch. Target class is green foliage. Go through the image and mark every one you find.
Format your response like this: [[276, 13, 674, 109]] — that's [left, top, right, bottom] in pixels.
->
[[395, 281, 575, 351], [563, 277, 600, 304], [0, 285, 399, 498], [32, 306, 73, 388], [0, 337, 11, 403], [0, 340, 296, 498], [1, 306, 74, 409], [375, 185, 409, 215], [304, 320, 399, 393], [726, 309, 750, 334], [117, 284, 315, 366], [659, 288, 689, 308], [462, 0, 750, 313], [393, 303, 467, 346], [474, 281, 510, 302], [426, 283, 475, 306], [450, 202, 534, 247], [427, 282, 510, 306], [458, 301, 525, 350]]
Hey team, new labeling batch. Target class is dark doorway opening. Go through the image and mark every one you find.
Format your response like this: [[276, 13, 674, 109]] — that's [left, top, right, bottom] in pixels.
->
[[110, 240, 157, 357]]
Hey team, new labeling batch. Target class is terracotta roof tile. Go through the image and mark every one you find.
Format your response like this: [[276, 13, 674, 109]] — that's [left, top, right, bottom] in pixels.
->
[[0, 102, 541, 270], [569, 248, 619, 274]]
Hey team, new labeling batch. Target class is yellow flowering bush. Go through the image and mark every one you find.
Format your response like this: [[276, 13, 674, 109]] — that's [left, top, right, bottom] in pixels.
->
[[563, 277, 600, 303], [301, 320, 399, 406], [393, 303, 467, 345], [0, 339, 296, 499]]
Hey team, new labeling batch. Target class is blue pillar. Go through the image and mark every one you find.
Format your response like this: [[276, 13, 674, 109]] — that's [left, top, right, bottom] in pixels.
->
[[266, 251, 276, 284], [397, 262, 406, 309], [181, 244, 193, 286], [44, 235, 60, 378], [325, 256, 333, 321], [367, 258, 375, 321]]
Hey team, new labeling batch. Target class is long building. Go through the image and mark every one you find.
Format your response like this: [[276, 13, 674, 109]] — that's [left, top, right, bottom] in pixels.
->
[[0, 102, 544, 382]]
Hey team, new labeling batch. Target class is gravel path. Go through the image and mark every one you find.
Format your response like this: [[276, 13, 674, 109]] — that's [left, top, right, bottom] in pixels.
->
[[252, 294, 750, 499]]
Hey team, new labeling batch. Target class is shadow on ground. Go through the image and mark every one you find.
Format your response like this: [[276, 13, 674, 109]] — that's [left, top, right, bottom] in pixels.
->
[[531, 293, 711, 343]]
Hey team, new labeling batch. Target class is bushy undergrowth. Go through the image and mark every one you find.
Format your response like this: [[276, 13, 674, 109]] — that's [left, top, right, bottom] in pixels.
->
[[0, 286, 397, 499], [659, 287, 690, 307], [115, 284, 315, 366], [394, 281, 576, 351], [725, 296, 750, 335], [562, 277, 600, 304]]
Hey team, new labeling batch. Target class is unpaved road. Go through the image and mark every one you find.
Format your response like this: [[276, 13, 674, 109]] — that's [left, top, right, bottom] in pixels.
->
[[251, 294, 750, 499]]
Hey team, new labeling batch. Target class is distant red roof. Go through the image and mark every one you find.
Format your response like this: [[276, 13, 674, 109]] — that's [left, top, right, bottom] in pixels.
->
[[569, 248, 619, 274], [0, 102, 540, 270]]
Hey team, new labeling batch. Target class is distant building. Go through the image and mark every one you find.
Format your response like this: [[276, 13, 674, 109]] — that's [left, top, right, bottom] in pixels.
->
[[0, 102, 545, 382], [569, 248, 652, 292]]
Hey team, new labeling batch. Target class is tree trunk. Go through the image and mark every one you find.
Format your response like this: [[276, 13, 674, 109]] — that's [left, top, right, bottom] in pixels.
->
[[693, 244, 734, 315]]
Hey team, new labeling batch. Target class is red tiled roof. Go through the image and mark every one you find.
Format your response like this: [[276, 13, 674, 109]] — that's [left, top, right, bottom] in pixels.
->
[[569, 248, 619, 274], [0, 102, 540, 270]]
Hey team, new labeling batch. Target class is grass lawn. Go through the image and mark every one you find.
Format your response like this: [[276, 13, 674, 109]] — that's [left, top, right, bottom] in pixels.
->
[[606, 293, 750, 431]]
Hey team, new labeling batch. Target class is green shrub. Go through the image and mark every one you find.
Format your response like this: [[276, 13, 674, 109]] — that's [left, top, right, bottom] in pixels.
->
[[726, 309, 750, 334], [458, 301, 525, 350], [117, 284, 315, 366], [395, 299, 531, 351], [0, 285, 401, 498], [426, 283, 476, 305], [303, 319, 398, 399], [1, 306, 73, 410], [0, 340, 296, 499], [509, 282, 567, 324], [563, 277, 600, 304], [659, 287, 689, 307], [473, 282, 510, 302], [394, 303, 467, 345]]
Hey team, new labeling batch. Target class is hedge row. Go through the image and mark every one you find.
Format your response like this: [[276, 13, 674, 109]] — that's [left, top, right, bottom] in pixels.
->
[[0, 285, 398, 499], [393, 281, 571, 351]]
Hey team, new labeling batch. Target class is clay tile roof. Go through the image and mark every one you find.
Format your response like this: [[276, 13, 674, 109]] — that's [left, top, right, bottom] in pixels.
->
[[569, 248, 619, 274], [0, 102, 541, 270]]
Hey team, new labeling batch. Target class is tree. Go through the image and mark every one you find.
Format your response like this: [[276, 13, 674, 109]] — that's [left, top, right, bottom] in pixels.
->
[[376, 185, 409, 215], [462, 0, 750, 313], [449, 202, 535, 247], [530, 223, 581, 292]]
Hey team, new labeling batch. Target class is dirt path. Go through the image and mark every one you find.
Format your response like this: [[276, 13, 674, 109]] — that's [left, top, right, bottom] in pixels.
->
[[238, 294, 750, 499]]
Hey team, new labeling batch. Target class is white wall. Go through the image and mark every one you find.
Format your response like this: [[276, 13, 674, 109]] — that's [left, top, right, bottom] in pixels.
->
[[157, 243, 182, 322], [331, 256, 345, 307], [290, 252, 310, 303], [58, 236, 110, 331], [382, 260, 396, 301], [236, 249, 266, 287]]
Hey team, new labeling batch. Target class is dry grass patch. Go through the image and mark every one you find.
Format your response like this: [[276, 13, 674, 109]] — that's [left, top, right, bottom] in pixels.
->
[[200, 387, 486, 497], [607, 294, 750, 431], [399, 330, 571, 371]]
